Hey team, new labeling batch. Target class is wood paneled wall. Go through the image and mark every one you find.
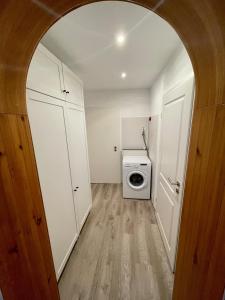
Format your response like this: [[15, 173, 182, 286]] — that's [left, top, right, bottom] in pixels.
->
[[0, 0, 224, 299]]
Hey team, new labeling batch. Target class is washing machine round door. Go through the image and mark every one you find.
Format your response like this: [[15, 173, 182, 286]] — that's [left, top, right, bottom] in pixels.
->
[[127, 171, 147, 190]]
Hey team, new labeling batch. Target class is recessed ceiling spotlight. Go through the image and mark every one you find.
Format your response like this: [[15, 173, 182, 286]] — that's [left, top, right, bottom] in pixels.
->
[[116, 33, 126, 46], [121, 72, 127, 79]]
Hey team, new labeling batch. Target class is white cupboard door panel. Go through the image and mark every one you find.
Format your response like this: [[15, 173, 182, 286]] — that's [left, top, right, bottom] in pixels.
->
[[156, 181, 174, 250], [65, 107, 92, 230], [160, 97, 183, 182], [62, 64, 83, 106], [27, 99, 78, 279], [27, 47, 65, 101]]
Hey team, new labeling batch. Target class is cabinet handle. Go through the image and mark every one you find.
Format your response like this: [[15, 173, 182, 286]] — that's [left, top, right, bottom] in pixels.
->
[[62, 89, 66, 93], [66, 91, 70, 94]]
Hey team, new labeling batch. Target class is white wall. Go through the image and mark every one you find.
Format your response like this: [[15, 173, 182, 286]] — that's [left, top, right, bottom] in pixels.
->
[[122, 117, 149, 150], [149, 75, 164, 116], [85, 107, 121, 183], [163, 45, 194, 94], [149, 44, 194, 205], [84, 88, 151, 117], [148, 115, 160, 201], [85, 88, 151, 183]]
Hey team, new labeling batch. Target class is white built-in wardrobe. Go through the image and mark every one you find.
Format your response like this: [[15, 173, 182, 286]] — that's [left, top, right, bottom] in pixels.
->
[[26, 44, 92, 279]]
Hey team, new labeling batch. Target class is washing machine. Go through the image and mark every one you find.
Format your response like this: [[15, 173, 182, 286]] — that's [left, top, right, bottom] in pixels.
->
[[122, 155, 151, 199]]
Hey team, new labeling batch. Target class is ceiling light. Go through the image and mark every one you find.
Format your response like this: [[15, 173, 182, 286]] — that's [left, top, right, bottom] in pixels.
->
[[116, 33, 125, 46], [121, 72, 127, 79]]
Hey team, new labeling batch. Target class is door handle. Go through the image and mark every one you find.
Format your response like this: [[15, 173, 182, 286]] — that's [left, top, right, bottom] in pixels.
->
[[168, 177, 180, 187]]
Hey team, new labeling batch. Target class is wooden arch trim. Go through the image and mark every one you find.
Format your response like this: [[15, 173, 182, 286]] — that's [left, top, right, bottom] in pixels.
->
[[0, 1, 225, 299]]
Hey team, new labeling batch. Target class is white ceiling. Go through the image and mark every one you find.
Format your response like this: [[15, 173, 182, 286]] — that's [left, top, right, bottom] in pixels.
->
[[41, 1, 181, 90]]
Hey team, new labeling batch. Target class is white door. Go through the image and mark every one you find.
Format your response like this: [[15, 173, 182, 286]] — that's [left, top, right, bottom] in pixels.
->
[[27, 45, 65, 101], [155, 77, 194, 270], [27, 98, 78, 279], [62, 64, 84, 106], [85, 107, 121, 183], [65, 105, 92, 231]]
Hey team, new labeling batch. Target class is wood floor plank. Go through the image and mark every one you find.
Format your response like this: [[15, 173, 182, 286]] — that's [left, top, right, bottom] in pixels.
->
[[59, 184, 173, 300]]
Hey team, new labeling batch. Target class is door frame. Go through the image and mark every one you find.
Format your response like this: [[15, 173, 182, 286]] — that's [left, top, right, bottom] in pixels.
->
[[0, 1, 224, 300]]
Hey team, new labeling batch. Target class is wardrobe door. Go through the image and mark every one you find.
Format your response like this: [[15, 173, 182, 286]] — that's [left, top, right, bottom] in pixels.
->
[[27, 46, 65, 101], [62, 64, 84, 107], [65, 106, 92, 230], [27, 98, 78, 279]]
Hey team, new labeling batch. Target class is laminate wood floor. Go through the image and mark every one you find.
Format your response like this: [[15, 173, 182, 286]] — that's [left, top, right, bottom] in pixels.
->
[[59, 184, 174, 300]]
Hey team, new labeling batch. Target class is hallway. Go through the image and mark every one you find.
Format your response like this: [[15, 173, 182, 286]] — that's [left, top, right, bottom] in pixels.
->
[[59, 184, 173, 300]]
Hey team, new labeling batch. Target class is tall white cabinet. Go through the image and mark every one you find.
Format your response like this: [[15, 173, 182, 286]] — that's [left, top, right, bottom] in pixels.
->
[[26, 44, 92, 280]]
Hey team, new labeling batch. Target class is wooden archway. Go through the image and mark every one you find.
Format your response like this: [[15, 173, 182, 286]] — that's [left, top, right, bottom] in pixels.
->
[[0, 1, 224, 299]]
